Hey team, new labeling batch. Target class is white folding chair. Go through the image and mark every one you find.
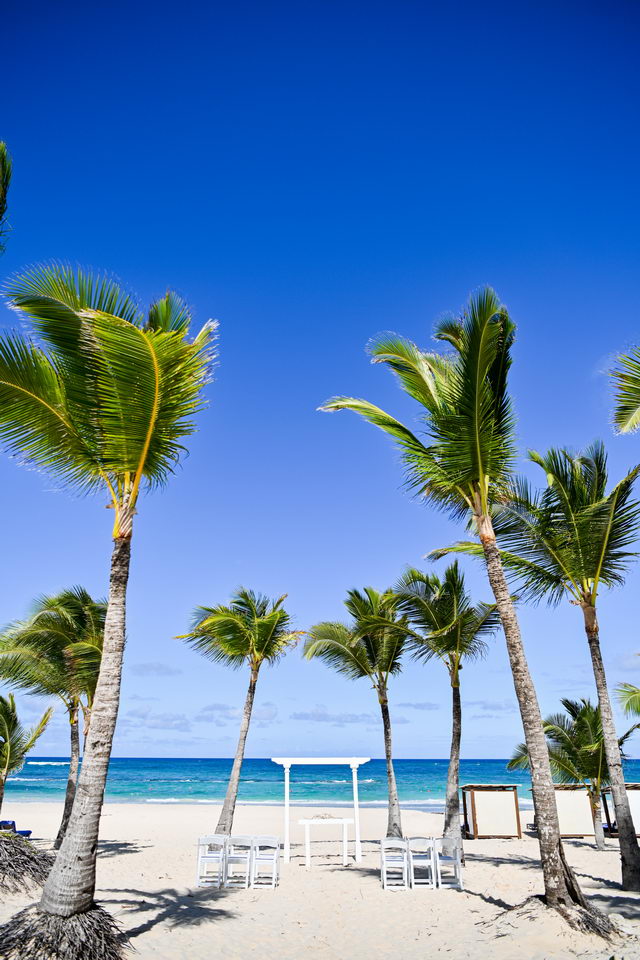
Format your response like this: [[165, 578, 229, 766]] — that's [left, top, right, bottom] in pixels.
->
[[196, 834, 228, 887], [433, 837, 463, 890], [251, 835, 280, 888], [225, 835, 253, 888], [407, 837, 436, 888], [380, 837, 409, 890]]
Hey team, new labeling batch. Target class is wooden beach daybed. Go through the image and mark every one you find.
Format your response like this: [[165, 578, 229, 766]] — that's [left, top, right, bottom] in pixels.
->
[[602, 783, 640, 837], [552, 785, 595, 837], [461, 785, 522, 839]]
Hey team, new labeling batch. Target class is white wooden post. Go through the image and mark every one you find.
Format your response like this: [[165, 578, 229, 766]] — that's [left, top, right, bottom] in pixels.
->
[[351, 763, 362, 862], [284, 762, 291, 862]]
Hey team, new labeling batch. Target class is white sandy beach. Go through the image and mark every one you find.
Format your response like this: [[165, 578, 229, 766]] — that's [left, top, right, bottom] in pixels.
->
[[1, 801, 639, 960]]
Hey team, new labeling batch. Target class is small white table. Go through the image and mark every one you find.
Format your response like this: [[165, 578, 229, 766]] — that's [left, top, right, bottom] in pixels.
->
[[298, 817, 354, 869]]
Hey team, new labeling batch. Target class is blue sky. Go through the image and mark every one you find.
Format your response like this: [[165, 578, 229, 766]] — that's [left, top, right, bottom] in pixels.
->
[[2, 0, 640, 759]]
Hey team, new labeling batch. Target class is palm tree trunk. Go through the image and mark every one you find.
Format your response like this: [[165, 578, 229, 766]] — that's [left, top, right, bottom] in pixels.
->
[[38, 535, 131, 917], [0, 777, 5, 816], [589, 790, 606, 851], [379, 695, 402, 838], [444, 681, 462, 848], [53, 707, 80, 851], [215, 665, 258, 835], [581, 603, 640, 889], [477, 514, 586, 909]]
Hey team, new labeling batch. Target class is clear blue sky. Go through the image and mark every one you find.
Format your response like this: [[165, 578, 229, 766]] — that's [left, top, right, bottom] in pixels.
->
[[2, 0, 640, 759]]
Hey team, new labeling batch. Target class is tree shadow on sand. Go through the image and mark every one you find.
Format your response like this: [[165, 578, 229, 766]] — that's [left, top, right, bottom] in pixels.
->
[[97, 840, 151, 859], [100, 885, 234, 939]]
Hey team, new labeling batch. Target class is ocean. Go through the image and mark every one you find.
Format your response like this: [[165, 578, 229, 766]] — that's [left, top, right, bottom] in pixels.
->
[[7, 757, 640, 811]]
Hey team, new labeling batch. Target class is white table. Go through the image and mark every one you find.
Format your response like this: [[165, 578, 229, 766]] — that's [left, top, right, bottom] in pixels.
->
[[298, 817, 354, 869]]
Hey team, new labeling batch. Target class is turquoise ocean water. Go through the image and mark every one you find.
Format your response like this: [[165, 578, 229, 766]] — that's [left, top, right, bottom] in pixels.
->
[[7, 758, 640, 811]]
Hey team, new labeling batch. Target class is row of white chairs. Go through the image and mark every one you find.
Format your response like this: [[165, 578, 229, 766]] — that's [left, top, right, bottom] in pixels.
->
[[381, 837, 463, 891], [196, 834, 280, 889]]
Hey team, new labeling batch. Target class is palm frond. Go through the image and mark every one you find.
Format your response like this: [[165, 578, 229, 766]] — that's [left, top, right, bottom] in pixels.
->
[[617, 682, 640, 718], [612, 348, 640, 433], [0, 142, 12, 253]]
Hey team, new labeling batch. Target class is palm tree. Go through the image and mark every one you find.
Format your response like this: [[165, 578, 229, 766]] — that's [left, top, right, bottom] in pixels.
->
[[618, 683, 640, 717], [180, 589, 300, 834], [0, 141, 11, 253], [0, 265, 215, 956], [395, 563, 499, 846], [436, 443, 640, 889], [320, 287, 594, 917], [0, 694, 52, 815], [508, 698, 639, 851], [0, 588, 106, 848], [305, 587, 408, 838]]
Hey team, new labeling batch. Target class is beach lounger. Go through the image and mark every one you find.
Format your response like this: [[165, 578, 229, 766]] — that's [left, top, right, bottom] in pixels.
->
[[0, 820, 32, 838], [407, 837, 436, 888], [196, 834, 228, 888], [433, 838, 463, 890], [461, 785, 522, 839], [251, 836, 280, 888], [225, 835, 253, 888], [380, 837, 409, 891]]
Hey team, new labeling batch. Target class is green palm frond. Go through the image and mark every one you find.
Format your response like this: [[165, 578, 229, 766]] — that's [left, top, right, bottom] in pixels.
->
[[320, 287, 516, 522], [2, 263, 217, 535], [0, 694, 53, 780], [394, 562, 498, 674], [507, 698, 638, 789], [0, 588, 106, 708], [180, 588, 299, 670], [612, 348, 640, 433], [617, 682, 640, 717], [304, 622, 373, 680]]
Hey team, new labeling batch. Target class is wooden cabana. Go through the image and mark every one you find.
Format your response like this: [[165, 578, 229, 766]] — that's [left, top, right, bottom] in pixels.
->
[[461, 784, 522, 839]]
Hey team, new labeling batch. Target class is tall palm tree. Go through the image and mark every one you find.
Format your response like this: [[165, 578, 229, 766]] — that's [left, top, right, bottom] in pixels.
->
[[0, 694, 52, 815], [180, 589, 300, 834], [320, 288, 594, 916], [0, 588, 106, 848], [0, 265, 215, 956], [509, 698, 639, 851], [395, 563, 499, 845], [0, 141, 11, 254], [436, 443, 640, 889], [305, 587, 408, 838]]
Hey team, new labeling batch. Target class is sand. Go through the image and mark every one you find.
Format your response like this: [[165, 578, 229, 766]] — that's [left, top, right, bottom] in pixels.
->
[[1, 801, 639, 960]]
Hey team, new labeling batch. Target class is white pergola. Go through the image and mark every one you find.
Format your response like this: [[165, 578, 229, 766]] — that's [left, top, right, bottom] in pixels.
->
[[271, 757, 370, 862]]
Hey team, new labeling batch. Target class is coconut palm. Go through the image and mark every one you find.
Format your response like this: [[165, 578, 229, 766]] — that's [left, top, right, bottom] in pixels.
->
[[305, 587, 408, 838], [0, 264, 215, 957], [320, 287, 595, 916], [508, 698, 639, 851], [436, 443, 640, 888], [618, 683, 640, 717], [0, 141, 11, 253], [395, 563, 499, 845], [180, 589, 300, 834], [0, 588, 106, 848], [0, 694, 52, 815]]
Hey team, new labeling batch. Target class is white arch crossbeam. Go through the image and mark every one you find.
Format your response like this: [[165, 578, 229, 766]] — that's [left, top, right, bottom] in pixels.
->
[[271, 757, 371, 862]]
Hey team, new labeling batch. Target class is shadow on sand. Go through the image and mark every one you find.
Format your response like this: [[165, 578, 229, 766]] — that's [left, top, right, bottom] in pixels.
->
[[100, 885, 234, 938]]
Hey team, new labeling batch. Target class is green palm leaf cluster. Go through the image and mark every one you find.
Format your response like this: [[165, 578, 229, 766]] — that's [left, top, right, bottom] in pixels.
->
[[396, 562, 499, 683], [305, 587, 408, 837], [1, 264, 217, 536], [618, 683, 640, 718], [182, 589, 301, 668], [508, 699, 638, 850], [0, 694, 52, 812], [322, 287, 515, 518], [438, 443, 640, 606]]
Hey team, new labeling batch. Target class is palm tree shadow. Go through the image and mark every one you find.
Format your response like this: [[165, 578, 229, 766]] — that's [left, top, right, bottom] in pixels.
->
[[100, 885, 234, 938], [97, 840, 151, 859]]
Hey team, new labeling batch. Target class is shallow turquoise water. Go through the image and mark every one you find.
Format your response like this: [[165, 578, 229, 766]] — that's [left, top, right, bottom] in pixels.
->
[[7, 757, 640, 811]]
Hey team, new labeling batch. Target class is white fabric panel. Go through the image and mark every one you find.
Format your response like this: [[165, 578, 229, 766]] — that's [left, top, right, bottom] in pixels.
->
[[554, 789, 594, 836], [471, 790, 519, 837]]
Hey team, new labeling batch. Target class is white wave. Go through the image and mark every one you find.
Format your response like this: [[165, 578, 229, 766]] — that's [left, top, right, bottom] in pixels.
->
[[144, 798, 181, 803], [27, 761, 69, 766]]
